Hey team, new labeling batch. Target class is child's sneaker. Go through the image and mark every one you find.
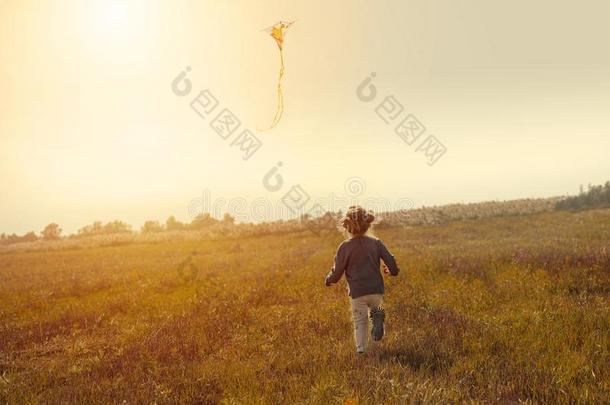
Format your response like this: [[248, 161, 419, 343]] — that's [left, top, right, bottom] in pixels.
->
[[370, 307, 385, 341]]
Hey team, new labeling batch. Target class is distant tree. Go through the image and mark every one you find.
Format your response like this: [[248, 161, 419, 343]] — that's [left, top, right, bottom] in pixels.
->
[[78, 221, 104, 237], [0, 233, 5, 245], [22, 231, 38, 242], [141, 220, 164, 233], [103, 220, 132, 234], [166, 216, 184, 231], [223, 213, 235, 224], [556, 180, 610, 211], [189, 213, 217, 230], [41, 223, 62, 240], [77, 220, 132, 237]]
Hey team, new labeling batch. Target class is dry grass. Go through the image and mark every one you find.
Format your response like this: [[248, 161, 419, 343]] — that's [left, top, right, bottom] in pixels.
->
[[1, 209, 609, 403]]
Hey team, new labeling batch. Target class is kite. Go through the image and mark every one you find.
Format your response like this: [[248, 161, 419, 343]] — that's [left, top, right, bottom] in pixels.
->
[[260, 20, 295, 131]]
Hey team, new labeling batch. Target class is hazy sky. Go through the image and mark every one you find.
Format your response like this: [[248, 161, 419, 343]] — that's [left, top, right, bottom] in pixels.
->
[[1, 0, 609, 234]]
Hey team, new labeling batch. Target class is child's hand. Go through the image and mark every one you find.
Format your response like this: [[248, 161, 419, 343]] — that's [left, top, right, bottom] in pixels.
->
[[381, 263, 390, 275]]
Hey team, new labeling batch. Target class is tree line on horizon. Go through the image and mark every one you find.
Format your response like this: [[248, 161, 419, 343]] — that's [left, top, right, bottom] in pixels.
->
[[2, 180, 608, 247], [555, 181, 610, 211], [0, 214, 237, 246]]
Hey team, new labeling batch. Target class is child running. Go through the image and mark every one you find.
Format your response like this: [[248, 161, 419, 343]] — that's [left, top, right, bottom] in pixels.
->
[[325, 206, 400, 354]]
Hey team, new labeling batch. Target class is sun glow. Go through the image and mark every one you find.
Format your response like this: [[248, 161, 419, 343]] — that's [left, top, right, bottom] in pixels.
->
[[84, 0, 152, 48]]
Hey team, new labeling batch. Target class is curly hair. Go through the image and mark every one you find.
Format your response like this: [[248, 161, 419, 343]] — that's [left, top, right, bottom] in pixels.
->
[[340, 205, 375, 236]]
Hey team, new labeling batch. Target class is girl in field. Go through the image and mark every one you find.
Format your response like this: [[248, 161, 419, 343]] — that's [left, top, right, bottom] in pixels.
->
[[325, 206, 400, 354]]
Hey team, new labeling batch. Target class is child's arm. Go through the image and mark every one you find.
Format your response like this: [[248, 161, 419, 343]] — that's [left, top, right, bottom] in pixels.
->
[[379, 240, 399, 276], [325, 244, 347, 286]]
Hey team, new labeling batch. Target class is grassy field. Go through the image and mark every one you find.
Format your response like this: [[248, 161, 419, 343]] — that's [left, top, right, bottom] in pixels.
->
[[1, 209, 609, 403]]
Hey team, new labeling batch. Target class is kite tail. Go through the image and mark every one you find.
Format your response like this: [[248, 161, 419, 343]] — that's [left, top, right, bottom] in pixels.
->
[[260, 48, 285, 131], [270, 50, 285, 127]]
